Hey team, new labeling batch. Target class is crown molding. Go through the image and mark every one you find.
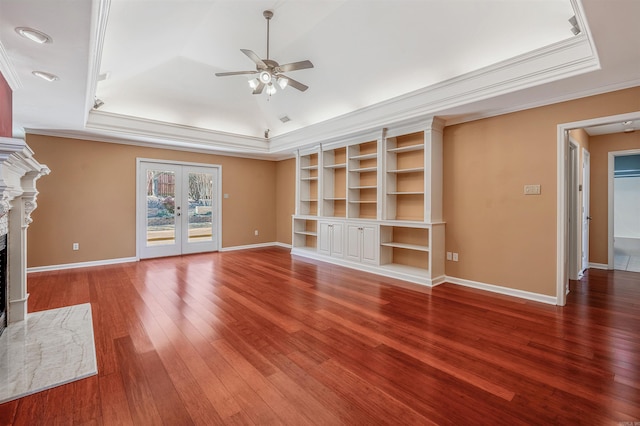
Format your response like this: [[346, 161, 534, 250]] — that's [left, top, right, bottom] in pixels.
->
[[269, 33, 599, 153], [0, 40, 22, 90], [86, 110, 270, 153], [25, 128, 290, 161], [83, 0, 111, 125], [444, 79, 640, 128]]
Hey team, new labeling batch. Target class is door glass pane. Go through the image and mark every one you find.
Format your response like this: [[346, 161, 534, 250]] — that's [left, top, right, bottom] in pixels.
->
[[187, 172, 213, 242], [146, 170, 176, 246]]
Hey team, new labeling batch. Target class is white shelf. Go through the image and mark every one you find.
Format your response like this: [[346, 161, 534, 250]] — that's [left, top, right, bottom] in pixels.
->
[[300, 199, 318, 202], [387, 167, 424, 174], [349, 185, 377, 190], [380, 241, 429, 252], [349, 153, 378, 160], [294, 231, 318, 237], [301, 165, 318, 170], [349, 200, 377, 204], [379, 263, 429, 276], [387, 144, 424, 153], [324, 163, 347, 169], [301, 177, 319, 181], [350, 166, 377, 173], [387, 191, 424, 195], [324, 197, 346, 201]]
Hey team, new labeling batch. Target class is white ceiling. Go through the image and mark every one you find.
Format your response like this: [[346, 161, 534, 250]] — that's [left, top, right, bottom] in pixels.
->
[[0, 0, 639, 157]]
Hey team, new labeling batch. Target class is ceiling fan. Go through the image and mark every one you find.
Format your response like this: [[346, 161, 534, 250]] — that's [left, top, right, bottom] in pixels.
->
[[215, 10, 314, 95]]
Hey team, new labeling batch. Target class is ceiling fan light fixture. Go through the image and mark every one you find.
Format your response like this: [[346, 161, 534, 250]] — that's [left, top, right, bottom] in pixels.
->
[[15, 27, 52, 44], [259, 71, 272, 84], [266, 83, 277, 96], [277, 77, 289, 90], [248, 79, 259, 89]]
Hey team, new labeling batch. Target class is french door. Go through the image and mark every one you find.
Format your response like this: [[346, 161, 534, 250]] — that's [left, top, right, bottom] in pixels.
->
[[137, 160, 220, 259]]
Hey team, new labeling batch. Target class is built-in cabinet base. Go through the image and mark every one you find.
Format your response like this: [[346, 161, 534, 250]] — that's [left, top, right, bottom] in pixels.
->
[[292, 216, 445, 287]]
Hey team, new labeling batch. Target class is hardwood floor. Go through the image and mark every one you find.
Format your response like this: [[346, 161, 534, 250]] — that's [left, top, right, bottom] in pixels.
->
[[1, 247, 639, 425]]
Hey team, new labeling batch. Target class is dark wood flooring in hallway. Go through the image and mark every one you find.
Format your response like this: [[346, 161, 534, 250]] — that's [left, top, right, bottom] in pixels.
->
[[1, 247, 639, 425]]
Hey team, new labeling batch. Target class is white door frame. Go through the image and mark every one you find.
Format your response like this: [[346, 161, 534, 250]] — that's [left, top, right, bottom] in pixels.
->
[[556, 111, 640, 306], [136, 158, 222, 260], [581, 148, 590, 275], [568, 139, 580, 281], [608, 148, 640, 269]]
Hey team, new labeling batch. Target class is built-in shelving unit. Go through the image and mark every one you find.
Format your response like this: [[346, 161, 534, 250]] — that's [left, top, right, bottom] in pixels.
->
[[298, 152, 318, 216], [385, 132, 425, 222], [293, 117, 445, 287], [322, 147, 347, 217], [292, 218, 318, 253], [347, 140, 379, 219], [380, 225, 430, 277]]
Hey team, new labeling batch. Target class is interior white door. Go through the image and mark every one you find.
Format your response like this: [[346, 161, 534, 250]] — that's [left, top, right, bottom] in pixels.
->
[[138, 161, 219, 259], [582, 149, 590, 273]]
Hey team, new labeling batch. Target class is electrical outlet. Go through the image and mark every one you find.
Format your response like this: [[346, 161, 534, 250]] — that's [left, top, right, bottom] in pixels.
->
[[524, 184, 541, 195], [254, 230, 259, 236], [72, 243, 79, 251], [453, 252, 459, 262], [446, 252, 452, 261]]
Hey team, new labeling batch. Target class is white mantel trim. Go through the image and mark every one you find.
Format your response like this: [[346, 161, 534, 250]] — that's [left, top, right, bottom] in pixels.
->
[[0, 137, 49, 324]]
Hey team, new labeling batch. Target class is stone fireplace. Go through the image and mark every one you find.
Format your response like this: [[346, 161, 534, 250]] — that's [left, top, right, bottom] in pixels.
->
[[0, 137, 49, 331]]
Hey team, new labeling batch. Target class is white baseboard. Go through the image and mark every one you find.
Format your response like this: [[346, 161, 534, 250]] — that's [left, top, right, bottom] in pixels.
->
[[445, 276, 558, 305], [219, 242, 289, 252], [588, 262, 609, 270], [273, 242, 292, 249], [27, 257, 138, 273], [28, 243, 292, 273]]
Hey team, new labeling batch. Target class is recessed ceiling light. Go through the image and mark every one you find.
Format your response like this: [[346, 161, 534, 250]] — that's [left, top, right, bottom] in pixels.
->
[[15, 27, 52, 44], [32, 71, 59, 82]]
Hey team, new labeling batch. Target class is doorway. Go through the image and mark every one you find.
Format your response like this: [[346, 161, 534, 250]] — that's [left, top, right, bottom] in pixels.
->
[[557, 111, 640, 306], [611, 152, 640, 271], [137, 159, 221, 259]]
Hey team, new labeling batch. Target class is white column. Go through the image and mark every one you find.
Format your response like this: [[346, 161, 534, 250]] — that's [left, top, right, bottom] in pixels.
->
[[7, 197, 27, 322]]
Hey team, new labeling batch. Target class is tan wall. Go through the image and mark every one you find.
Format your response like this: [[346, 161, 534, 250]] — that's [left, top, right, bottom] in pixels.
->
[[275, 158, 296, 245], [443, 87, 640, 296], [27, 135, 277, 267], [588, 131, 640, 264]]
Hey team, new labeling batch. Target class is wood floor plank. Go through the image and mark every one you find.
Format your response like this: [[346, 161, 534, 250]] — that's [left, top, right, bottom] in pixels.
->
[[2, 247, 638, 424], [113, 337, 163, 425]]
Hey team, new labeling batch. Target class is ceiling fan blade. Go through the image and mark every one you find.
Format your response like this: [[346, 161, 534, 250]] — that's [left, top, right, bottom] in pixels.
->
[[279, 60, 314, 73], [252, 82, 265, 95], [215, 70, 257, 77], [241, 49, 268, 69], [281, 75, 309, 92]]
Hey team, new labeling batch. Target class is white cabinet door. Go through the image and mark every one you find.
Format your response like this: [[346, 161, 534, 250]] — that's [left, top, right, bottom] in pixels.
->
[[346, 224, 362, 262], [329, 222, 344, 258], [319, 221, 344, 258], [318, 222, 332, 256], [346, 223, 378, 264], [361, 224, 378, 265]]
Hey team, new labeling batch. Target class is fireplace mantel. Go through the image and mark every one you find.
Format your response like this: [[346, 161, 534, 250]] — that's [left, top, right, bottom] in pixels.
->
[[0, 137, 49, 324]]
